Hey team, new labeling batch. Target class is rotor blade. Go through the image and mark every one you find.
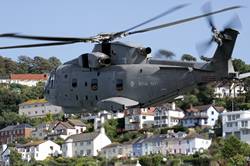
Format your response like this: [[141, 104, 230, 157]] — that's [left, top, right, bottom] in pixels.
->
[[0, 33, 94, 42], [196, 38, 213, 55], [122, 4, 189, 33], [202, 2, 215, 30], [238, 72, 250, 79], [127, 5, 241, 36], [224, 14, 242, 30], [0, 41, 77, 49]]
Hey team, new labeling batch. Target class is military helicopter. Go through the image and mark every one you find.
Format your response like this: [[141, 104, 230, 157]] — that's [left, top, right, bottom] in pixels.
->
[[0, 3, 249, 113]]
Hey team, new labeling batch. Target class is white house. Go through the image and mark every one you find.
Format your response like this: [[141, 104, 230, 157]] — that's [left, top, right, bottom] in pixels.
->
[[16, 140, 61, 161], [167, 133, 212, 155], [125, 107, 155, 131], [47, 119, 86, 140], [214, 82, 246, 98], [62, 127, 111, 157], [81, 110, 124, 130], [1, 144, 10, 166], [154, 103, 184, 127], [19, 99, 63, 118], [182, 105, 225, 128], [221, 110, 250, 144]]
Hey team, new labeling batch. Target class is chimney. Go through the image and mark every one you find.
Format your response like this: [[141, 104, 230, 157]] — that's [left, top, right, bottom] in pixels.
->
[[100, 127, 105, 134], [171, 102, 176, 110], [100, 115, 105, 125]]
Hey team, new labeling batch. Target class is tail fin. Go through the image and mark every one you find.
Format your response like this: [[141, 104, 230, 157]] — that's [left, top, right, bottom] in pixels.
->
[[210, 28, 239, 79]]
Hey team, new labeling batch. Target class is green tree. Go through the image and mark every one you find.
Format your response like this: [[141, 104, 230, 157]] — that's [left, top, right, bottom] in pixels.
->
[[181, 54, 197, 61], [9, 149, 26, 166], [103, 119, 118, 141]]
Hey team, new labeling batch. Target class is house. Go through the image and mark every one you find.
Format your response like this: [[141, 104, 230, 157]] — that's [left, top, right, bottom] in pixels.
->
[[47, 119, 86, 140], [0, 144, 10, 166], [167, 133, 212, 155], [19, 99, 63, 118], [132, 137, 147, 157], [120, 139, 136, 158], [154, 103, 184, 127], [221, 110, 250, 144], [182, 105, 225, 128], [32, 122, 58, 140], [125, 107, 155, 131], [100, 143, 123, 159], [0, 124, 33, 144], [81, 110, 124, 130], [142, 134, 168, 156], [62, 128, 111, 157], [16, 140, 61, 161], [214, 82, 246, 98], [0, 74, 48, 86]]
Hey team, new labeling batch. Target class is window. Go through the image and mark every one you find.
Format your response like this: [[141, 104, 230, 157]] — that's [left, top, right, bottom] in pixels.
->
[[211, 111, 214, 115], [72, 79, 78, 88], [116, 79, 123, 91], [85, 82, 87, 87], [91, 79, 98, 91], [142, 116, 146, 119]]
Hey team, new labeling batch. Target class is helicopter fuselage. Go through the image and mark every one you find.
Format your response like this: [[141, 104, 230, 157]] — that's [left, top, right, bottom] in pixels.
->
[[45, 59, 215, 113]]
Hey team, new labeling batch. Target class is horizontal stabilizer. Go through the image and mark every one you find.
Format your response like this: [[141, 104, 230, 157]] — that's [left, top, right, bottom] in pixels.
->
[[97, 97, 139, 111], [238, 72, 250, 79]]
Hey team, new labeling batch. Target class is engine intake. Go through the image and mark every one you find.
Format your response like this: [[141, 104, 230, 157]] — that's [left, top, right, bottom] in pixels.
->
[[78, 52, 111, 68]]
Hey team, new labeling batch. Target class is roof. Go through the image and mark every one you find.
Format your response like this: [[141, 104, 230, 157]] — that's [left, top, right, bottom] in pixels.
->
[[55, 119, 85, 129], [160, 103, 183, 112], [65, 131, 100, 142], [16, 140, 46, 148], [10, 74, 48, 80], [125, 107, 155, 116], [143, 134, 167, 143], [0, 124, 33, 132], [68, 119, 85, 127], [102, 142, 120, 149], [184, 133, 209, 140], [20, 99, 48, 105], [186, 104, 224, 113]]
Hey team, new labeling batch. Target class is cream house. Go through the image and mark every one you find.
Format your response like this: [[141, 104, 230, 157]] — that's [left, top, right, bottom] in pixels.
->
[[62, 128, 111, 157]]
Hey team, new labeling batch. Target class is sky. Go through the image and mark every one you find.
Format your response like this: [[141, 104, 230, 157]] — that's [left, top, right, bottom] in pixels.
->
[[0, 0, 249, 64]]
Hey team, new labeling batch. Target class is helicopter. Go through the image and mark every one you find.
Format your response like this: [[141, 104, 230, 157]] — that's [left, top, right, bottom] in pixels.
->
[[0, 3, 250, 114]]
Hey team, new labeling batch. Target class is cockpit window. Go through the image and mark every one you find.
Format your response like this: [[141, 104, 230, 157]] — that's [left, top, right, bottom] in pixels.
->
[[91, 79, 98, 91], [72, 78, 78, 88], [116, 79, 123, 91], [49, 72, 55, 88]]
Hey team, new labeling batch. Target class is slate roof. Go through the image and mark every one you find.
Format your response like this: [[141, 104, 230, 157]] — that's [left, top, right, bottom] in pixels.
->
[[68, 119, 85, 127], [65, 131, 100, 142], [102, 142, 120, 149], [143, 134, 167, 143], [0, 124, 33, 132], [186, 104, 224, 113], [160, 103, 183, 112], [54, 119, 85, 129], [16, 140, 46, 148]]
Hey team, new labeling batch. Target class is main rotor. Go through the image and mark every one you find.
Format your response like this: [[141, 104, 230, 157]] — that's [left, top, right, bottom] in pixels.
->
[[0, 3, 242, 50]]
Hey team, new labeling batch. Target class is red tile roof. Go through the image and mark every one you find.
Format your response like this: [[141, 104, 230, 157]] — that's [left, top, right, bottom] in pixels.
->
[[10, 74, 48, 80]]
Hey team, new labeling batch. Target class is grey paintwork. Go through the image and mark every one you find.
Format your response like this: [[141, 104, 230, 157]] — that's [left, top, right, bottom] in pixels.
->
[[45, 28, 242, 113]]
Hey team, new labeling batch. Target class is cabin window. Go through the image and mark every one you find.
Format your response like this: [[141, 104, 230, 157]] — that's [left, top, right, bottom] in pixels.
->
[[116, 79, 123, 91], [72, 79, 77, 88], [91, 79, 98, 91]]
